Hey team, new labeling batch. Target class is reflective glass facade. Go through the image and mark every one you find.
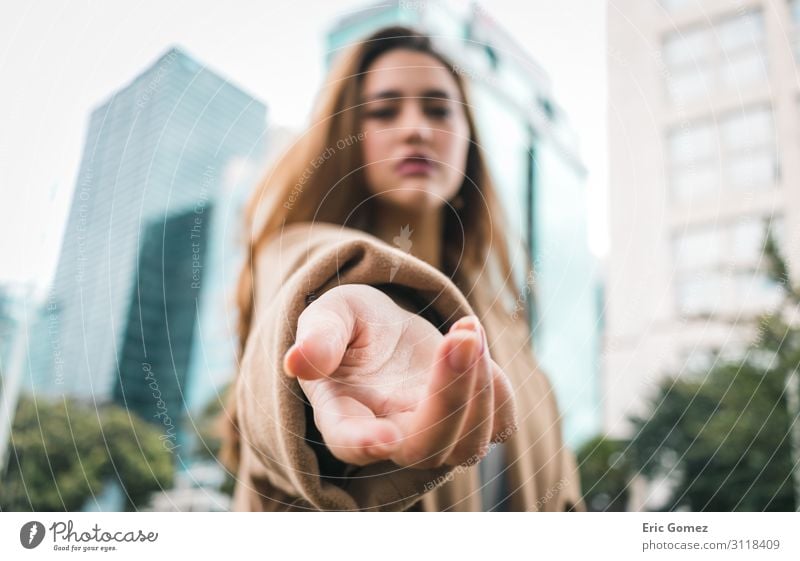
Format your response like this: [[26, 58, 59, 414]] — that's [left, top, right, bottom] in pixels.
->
[[33, 48, 266, 413]]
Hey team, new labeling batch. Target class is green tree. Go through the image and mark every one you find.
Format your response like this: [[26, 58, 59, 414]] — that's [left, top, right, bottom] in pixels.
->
[[576, 435, 632, 511], [629, 227, 799, 511], [1, 396, 174, 511]]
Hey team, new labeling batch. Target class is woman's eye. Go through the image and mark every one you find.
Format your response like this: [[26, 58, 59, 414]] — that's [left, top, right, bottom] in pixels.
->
[[425, 106, 451, 119], [364, 107, 397, 119]]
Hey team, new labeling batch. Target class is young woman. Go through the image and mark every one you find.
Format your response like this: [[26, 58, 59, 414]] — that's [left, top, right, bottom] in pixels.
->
[[221, 26, 584, 512]]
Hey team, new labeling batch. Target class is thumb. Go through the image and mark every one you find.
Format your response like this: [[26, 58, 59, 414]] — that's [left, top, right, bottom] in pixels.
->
[[283, 292, 355, 379]]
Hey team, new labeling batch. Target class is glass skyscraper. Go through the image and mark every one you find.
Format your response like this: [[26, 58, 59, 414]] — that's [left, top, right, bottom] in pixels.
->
[[114, 205, 211, 443], [33, 47, 267, 415]]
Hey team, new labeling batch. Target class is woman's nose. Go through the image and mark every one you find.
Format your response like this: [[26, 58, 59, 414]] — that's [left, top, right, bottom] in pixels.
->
[[398, 103, 433, 143]]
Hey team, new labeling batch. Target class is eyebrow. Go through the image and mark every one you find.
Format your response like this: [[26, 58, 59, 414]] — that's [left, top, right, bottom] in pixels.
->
[[362, 89, 454, 102]]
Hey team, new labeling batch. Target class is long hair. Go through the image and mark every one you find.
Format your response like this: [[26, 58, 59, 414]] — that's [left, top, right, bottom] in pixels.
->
[[219, 26, 530, 472]]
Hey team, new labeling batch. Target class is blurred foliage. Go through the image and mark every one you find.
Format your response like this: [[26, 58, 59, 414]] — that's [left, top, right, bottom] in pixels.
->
[[629, 362, 795, 510], [628, 226, 799, 511], [576, 435, 632, 511], [192, 384, 236, 496], [1, 396, 174, 511]]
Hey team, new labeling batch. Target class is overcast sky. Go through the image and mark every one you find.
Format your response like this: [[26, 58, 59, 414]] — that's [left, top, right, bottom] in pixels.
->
[[0, 0, 607, 288]]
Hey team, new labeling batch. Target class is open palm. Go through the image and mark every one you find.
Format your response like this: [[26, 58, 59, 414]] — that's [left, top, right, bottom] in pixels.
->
[[283, 284, 516, 469]]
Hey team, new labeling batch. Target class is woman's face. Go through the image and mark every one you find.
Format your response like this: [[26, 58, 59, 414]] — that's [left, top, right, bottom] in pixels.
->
[[359, 49, 471, 212]]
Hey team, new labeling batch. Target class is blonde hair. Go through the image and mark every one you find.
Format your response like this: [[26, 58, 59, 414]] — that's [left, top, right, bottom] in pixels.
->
[[220, 26, 529, 472]]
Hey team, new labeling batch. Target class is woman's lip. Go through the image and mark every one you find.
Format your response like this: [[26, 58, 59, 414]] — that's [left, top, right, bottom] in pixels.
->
[[395, 158, 435, 176]]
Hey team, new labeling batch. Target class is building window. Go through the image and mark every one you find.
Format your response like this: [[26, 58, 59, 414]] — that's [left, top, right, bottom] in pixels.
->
[[667, 120, 720, 202], [678, 346, 719, 375], [675, 271, 726, 315], [667, 105, 776, 204], [734, 271, 785, 313], [663, 9, 767, 104], [672, 215, 784, 316], [659, 0, 696, 13], [673, 226, 724, 271], [790, 0, 800, 61]]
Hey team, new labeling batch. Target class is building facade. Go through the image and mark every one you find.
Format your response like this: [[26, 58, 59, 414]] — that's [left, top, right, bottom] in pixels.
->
[[34, 48, 266, 414], [606, 0, 800, 448]]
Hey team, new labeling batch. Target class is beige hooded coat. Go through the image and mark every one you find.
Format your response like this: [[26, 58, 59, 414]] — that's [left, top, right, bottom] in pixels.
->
[[231, 222, 585, 512]]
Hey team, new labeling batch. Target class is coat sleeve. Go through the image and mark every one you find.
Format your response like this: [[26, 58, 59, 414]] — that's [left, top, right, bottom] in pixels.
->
[[235, 222, 476, 511]]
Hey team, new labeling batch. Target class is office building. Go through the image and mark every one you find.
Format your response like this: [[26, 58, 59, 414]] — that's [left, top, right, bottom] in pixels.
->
[[606, 0, 799, 444], [36, 48, 266, 414]]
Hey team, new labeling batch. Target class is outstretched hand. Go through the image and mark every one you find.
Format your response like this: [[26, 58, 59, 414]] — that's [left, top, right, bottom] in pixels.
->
[[283, 284, 517, 469]]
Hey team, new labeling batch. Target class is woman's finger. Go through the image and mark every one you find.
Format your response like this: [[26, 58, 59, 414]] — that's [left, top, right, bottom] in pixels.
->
[[446, 318, 494, 465], [489, 360, 517, 443], [283, 291, 355, 380], [394, 322, 481, 468], [308, 388, 400, 466]]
